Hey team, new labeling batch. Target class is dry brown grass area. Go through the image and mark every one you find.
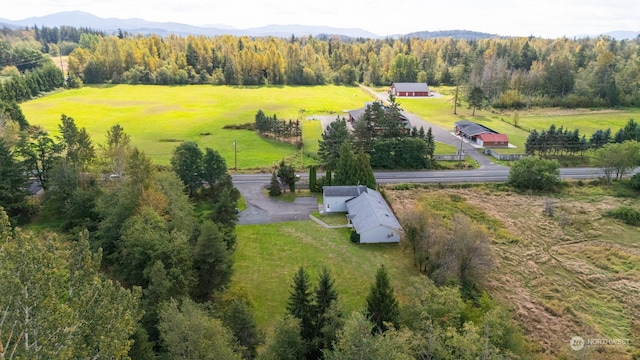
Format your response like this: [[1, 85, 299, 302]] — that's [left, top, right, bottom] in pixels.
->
[[385, 186, 640, 359]]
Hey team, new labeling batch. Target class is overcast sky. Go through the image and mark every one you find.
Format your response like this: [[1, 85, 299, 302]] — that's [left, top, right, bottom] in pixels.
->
[[3, 0, 639, 38]]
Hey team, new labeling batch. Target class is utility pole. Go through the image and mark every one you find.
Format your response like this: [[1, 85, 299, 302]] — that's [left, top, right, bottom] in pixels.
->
[[458, 132, 464, 168], [233, 139, 237, 172]]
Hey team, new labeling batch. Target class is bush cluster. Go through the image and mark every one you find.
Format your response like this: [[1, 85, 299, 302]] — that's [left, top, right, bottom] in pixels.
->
[[606, 206, 640, 226]]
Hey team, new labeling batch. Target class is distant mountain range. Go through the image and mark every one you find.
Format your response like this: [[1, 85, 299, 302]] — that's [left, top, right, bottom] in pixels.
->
[[405, 30, 499, 40], [0, 11, 382, 39], [0, 11, 498, 40], [0, 11, 638, 40]]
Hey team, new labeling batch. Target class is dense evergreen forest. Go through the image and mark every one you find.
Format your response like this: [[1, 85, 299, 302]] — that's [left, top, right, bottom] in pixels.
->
[[61, 28, 640, 108]]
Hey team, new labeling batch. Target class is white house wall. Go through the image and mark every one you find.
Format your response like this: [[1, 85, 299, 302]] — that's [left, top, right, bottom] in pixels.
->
[[324, 195, 353, 213], [360, 225, 401, 243]]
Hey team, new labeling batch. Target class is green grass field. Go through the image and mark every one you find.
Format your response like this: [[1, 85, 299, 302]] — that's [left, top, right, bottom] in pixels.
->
[[21, 84, 372, 168], [233, 221, 418, 329], [400, 86, 639, 154], [515, 109, 638, 136]]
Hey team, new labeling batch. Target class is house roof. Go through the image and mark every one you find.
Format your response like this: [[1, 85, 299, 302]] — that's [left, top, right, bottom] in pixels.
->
[[455, 120, 498, 137], [392, 82, 430, 92], [323, 185, 369, 198], [348, 107, 367, 122], [348, 103, 411, 129], [477, 133, 509, 143], [346, 190, 402, 234]]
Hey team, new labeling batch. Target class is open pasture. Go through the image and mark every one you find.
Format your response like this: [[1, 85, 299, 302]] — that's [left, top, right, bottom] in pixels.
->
[[514, 108, 639, 136], [21, 84, 371, 168], [400, 87, 639, 153], [233, 221, 418, 329]]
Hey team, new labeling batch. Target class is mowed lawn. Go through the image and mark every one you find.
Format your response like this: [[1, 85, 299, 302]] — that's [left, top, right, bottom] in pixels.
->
[[233, 221, 419, 329], [400, 91, 532, 153], [516, 109, 638, 136], [400, 87, 639, 153], [21, 85, 371, 167]]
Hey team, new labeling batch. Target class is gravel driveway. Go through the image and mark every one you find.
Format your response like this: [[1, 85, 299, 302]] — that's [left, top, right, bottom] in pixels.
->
[[236, 182, 319, 225]]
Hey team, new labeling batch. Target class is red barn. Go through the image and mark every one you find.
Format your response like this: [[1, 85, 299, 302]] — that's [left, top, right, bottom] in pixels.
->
[[476, 133, 510, 148], [390, 82, 430, 97]]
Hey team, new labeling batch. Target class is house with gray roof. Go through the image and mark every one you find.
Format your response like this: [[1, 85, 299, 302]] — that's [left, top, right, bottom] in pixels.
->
[[322, 186, 402, 243], [323, 185, 369, 213], [347, 102, 412, 133], [454, 120, 510, 148]]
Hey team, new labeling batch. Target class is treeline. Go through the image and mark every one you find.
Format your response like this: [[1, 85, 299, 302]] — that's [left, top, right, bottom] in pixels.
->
[[0, 63, 65, 102], [262, 263, 526, 359], [525, 118, 640, 156], [318, 99, 436, 171], [255, 109, 302, 141], [4, 25, 640, 107], [1, 114, 249, 358], [52, 30, 640, 108], [1, 27, 67, 103], [32, 24, 106, 55]]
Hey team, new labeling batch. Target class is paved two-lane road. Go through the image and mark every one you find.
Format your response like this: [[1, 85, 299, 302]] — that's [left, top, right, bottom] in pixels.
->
[[233, 167, 616, 224], [232, 167, 609, 186]]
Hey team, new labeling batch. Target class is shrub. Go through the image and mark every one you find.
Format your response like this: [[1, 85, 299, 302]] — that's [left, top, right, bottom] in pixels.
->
[[629, 173, 640, 190], [508, 156, 561, 191], [606, 206, 640, 226], [312, 176, 328, 193], [268, 173, 282, 197], [350, 231, 360, 243]]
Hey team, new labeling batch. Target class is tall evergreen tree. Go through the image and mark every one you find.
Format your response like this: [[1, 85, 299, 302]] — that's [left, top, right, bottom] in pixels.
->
[[333, 142, 358, 186], [309, 165, 317, 192], [380, 94, 405, 139], [353, 150, 377, 189], [222, 298, 263, 359], [269, 171, 282, 196], [0, 101, 29, 130], [466, 85, 486, 116], [192, 220, 234, 302], [286, 267, 314, 343], [277, 160, 297, 192], [312, 267, 341, 357], [58, 114, 95, 171], [0, 140, 30, 224], [365, 264, 400, 333], [314, 267, 338, 319], [318, 117, 351, 170], [425, 127, 435, 161]]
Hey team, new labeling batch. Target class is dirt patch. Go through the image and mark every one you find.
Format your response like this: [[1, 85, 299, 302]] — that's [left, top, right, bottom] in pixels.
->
[[385, 186, 640, 357]]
